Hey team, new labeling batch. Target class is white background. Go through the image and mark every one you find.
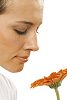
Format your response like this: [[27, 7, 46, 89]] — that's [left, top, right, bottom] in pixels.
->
[[1, 0, 67, 100]]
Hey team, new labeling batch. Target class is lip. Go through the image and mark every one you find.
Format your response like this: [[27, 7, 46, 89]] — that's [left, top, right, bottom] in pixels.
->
[[15, 56, 29, 63]]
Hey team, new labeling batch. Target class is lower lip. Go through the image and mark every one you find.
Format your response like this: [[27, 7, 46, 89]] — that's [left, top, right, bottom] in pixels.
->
[[15, 56, 28, 63]]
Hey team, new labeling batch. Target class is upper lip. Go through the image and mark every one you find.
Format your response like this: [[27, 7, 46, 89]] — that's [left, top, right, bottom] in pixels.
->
[[15, 55, 29, 63], [17, 56, 29, 58], [15, 55, 29, 60]]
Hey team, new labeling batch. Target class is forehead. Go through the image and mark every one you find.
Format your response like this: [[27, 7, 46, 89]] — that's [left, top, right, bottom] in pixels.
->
[[7, 0, 43, 11], [5, 0, 43, 23], [12, 0, 43, 6]]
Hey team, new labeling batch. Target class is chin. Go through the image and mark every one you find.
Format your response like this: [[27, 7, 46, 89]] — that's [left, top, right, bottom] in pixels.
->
[[10, 67, 24, 73], [1, 64, 24, 73]]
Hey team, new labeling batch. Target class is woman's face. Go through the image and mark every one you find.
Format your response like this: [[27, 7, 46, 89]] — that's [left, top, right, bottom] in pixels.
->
[[0, 0, 43, 72]]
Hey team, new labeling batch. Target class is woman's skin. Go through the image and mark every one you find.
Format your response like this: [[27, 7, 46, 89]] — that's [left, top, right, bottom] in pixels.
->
[[0, 0, 43, 73]]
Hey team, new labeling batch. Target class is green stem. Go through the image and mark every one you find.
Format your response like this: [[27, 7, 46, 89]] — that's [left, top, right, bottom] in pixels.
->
[[54, 88, 60, 100]]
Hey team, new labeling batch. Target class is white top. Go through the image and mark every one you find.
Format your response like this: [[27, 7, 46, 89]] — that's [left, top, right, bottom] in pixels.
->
[[0, 74, 17, 100]]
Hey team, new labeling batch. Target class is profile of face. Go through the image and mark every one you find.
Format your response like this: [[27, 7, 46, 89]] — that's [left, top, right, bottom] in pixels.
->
[[0, 0, 43, 72]]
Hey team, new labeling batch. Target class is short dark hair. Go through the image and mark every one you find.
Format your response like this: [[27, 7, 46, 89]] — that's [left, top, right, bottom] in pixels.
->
[[0, 0, 8, 14]]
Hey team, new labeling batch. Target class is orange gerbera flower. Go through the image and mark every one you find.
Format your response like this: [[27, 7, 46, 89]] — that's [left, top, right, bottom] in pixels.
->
[[31, 68, 67, 100], [31, 68, 67, 88]]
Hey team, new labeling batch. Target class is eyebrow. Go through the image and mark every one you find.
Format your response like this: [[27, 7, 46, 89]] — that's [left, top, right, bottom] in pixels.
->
[[16, 21, 33, 25], [16, 21, 42, 26]]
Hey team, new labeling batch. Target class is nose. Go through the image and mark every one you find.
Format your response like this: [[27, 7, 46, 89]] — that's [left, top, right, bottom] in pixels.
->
[[23, 34, 39, 51]]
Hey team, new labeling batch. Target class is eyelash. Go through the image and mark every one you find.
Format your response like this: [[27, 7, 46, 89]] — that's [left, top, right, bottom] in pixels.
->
[[14, 29, 27, 35], [14, 28, 39, 35]]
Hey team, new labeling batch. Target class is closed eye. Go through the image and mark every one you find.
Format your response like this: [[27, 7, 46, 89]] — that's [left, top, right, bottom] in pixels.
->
[[14, 29, 27, 35]]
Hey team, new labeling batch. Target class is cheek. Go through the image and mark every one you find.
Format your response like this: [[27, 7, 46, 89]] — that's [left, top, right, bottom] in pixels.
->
[[0, 31, 24, 54], [0, 32, 25, 65]]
